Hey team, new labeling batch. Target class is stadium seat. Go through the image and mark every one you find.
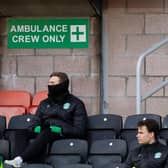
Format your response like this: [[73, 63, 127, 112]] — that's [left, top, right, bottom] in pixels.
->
[[0, 107, 26, 126], [120, 113, 162, 149], [0, 115, 6, 133], [88, 139, 127, 168], [32, 90, 48, 106], [159, 115, 168, 145], [28, 90, 48, 114], [5, 114, 40, 159], [4, 164, 53, 168], [104, 163, 125, 168], [87, 114, 123, 144], [162, 115, 168, 128], [61, 164, 93, 168], [8, 114, 40, 130], [0, 90, 31, 126], [46, 139, 88, 168], [0, 116, 9, 160], [124, 113, 162, 129], [159, 129, 168, 145], [120, 128, 137, 150], [0, 115, 6, 139], [0, 90, 32, 109], [27, 106, 38, 115], [0, 139, 9, 160]]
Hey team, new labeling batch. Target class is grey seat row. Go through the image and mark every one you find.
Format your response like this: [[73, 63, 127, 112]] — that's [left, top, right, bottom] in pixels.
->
[[3, 138, 126, 168], [1, 113, 168, 168]]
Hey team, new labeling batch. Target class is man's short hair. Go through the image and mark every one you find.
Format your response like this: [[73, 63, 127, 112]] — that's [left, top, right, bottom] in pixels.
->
[[49, 72, 69, 83], [137, 119, 159, 138]]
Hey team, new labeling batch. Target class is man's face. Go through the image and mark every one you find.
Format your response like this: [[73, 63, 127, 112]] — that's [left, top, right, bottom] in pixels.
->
[[48, 76, 60, 86], [136, 125, 154, 144]]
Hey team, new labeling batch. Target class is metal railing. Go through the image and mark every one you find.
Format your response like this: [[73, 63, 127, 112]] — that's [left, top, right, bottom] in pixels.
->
[[136, 38, 168, 114]]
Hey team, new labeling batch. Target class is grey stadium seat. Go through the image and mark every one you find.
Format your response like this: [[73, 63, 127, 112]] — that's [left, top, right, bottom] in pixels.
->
[[46, 139, 88, 168], [120, 113, 161, 148], [0, 116, 9, 159], [5, 114, 40, 158], [87, 114, 123, 144], [88, 139, 127, 168], [124, 114, 161, 129], [61, 164, 93, 168]]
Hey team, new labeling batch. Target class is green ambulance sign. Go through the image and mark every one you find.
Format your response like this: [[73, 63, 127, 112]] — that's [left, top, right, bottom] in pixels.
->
[[7, 18, 89, 48]]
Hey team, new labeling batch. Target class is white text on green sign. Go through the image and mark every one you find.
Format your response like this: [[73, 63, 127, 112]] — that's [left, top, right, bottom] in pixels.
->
[[7, 18, 89, 48]]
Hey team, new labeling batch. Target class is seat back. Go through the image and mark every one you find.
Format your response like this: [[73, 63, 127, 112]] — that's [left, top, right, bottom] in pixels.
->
[[5, 114, 40, 159], [0, 139, 9, 159], [88, 139, 127, 168], [0, 115, 6, 130], [121, 114, 161, 149], [27, 106, 38, 115], [159, 115, 168, 145], [124, 114, 162, 129], [32, 90, 48, 106], [162, 115, 168, 128], [8, 114, 40, 130], [119, 129, 137, 149], [0, 106, 26, 126], [0, 115, 6, 138], [0, 90, 32, 109], [105, 163, 125, 168], [0, 116, 8, 159], [87, 114, 123, 143], [18, 164, 53, 168], [159, 128, 168, 145], [28, 90, 48, 115], [47, 139, 88, 167], [0, 106, 26, 159], [60, 164, 93, 168]]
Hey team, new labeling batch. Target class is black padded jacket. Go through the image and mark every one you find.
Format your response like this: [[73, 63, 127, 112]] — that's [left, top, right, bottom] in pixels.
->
[[124, 141, 168, 168], [35, 94, 88, 139]]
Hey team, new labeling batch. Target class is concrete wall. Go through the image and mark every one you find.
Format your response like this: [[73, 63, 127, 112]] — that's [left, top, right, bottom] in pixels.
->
[[107, 0, 168, 118], [1, 0, 168, 118], [0, 17, 100, 116]]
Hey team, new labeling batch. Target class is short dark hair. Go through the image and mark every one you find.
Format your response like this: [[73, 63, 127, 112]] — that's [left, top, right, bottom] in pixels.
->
[[137, 119, 159, 138], [49, 72, 69, 83]]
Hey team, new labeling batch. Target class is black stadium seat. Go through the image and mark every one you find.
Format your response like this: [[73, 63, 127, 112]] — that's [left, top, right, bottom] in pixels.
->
[[46, 139, 88, 168], [105, 163, 125, 168], [0, 115, 6, 129], [0, 116, 9, 159], [120, 113, 162, 149], [0, 115, 6, 137], [87, 114, 123, 144], [61, 164, 93, 168], [159, 115, 168, 145], [88, 139, 127, 168], [4, 114, 40, 159], [120, 129, 137, 150], [0, 139, 9, 160], [124, 113, 162, 129], [162, 115, 168, 128], [21, 164, 53, 168], [8, 114, 40, 130]]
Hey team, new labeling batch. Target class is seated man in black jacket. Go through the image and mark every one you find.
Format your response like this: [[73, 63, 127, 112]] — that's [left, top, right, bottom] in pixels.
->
[[4, 72, 88, 167], [124, 119, 168, 168]]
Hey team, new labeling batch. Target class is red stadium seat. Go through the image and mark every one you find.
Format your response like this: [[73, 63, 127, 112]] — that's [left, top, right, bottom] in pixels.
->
[[0, 90, 32, 109], [28, 106, 38, 115], [28, 90, 47, 114], [32, 90, 48, 106], [0, 106, 26, 126]]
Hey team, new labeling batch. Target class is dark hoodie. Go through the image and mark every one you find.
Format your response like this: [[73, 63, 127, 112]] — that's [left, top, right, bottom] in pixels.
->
[[124, 141, 168, 168], [35, 80, 87, 139]]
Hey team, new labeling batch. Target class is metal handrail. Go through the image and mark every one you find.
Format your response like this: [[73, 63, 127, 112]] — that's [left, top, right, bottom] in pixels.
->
[[136, 38, 168, 114]]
